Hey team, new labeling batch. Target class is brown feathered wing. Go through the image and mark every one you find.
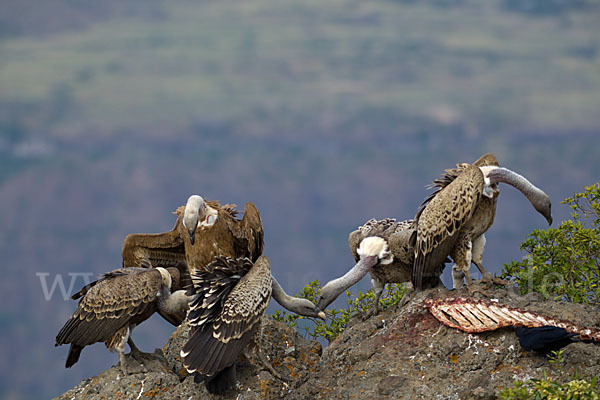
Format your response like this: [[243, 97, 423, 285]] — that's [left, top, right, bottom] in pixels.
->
[[183, 256, 272, 379], [412, 165, 485, 289], [55, 268, 166, 367]]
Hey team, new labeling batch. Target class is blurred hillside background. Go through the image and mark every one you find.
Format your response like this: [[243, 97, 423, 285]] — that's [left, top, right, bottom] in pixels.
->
[[1, 0, 599, 398]]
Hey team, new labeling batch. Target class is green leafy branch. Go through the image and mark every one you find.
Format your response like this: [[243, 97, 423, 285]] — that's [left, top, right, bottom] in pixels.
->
[[499, 376, 599, 400], [272, 280, 406, 343], [501, 184, 600, 304]]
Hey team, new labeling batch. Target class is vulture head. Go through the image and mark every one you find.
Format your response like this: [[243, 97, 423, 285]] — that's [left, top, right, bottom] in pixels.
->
[[316, 236, 392, 313], [183, 195, 219, 245]]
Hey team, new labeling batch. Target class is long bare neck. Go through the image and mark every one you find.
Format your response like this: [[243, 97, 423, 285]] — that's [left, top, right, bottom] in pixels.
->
[[487, 167, 552, 224], [317, 255, 378, 311], [271, 278, 318, 317]]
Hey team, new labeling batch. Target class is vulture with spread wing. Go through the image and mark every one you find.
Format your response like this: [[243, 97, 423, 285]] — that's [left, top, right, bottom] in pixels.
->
[[122, 195, 321, 323]]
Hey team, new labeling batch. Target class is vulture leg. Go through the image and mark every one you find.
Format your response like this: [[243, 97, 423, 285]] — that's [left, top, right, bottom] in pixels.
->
[[450, 234, 476, 292], [364, 277, 385, 319], [115, 331, 130, 376], [451, 265, 465, 289], [471, 234, 491, 281], [472, 235, 510, 287], [243, 329, 287, 382], [127, 337, 166, 373]]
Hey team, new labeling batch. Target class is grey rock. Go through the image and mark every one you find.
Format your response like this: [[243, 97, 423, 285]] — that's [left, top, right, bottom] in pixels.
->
[[55, 287, 600, 399]]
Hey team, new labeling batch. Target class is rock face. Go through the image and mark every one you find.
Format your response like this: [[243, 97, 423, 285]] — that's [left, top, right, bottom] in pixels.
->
[[55, 316, 323, 400], [55, 287, 600, 399]]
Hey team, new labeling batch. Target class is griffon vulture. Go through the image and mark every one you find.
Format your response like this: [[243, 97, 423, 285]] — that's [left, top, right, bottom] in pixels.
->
[[122, 195, 322, 320], [315, 218, 446, 317], [182, 255, 284, 394], [55, 267, 188, 375], [411, 153, 553, 291]]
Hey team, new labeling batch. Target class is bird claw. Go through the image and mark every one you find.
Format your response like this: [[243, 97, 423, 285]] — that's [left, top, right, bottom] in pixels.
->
[[126, 349, 166, 374], [476, 275, 510, 287]]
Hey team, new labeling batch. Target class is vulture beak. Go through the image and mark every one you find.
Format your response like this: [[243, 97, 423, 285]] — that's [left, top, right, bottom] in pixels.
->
[[317, 309, 327, 321], [184, 194, 206, 246]]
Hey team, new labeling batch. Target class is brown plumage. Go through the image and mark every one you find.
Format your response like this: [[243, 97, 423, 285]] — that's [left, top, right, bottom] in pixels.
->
[[55, 267, 184, 375], [348, 218, 415, 315], [120, 198, 263, 326], [412, 153, 552, 290], [316, 218, 446, 316], [121, 207, 187, 271], [181, 197, 264, 271], [182, 255, 273, 394]]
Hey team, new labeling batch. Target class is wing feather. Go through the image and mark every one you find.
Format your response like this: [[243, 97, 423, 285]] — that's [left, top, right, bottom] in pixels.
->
[[122, 208, 189, 326], [412, 165, 485, 289], [183, 256, 271, 378], [56, 268, 163, 347], [121, 210, 186, 269], [234, 202, 264, 261]]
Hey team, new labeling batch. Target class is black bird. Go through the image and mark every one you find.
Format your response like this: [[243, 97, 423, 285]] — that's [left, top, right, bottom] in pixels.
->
[[514, 326, 580, 355]]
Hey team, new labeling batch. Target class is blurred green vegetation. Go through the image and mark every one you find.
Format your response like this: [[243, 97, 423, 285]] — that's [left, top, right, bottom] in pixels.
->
[[499, 376, 599, 399], [1, 0, 599, 149]]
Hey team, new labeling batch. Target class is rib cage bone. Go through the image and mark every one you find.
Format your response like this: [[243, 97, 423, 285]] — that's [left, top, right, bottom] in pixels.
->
[[425, 297, 600, 342]]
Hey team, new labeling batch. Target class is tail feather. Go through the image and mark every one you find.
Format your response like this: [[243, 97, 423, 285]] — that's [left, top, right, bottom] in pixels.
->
[[205, 364, 237, 395], [65, 344, 84, 368]]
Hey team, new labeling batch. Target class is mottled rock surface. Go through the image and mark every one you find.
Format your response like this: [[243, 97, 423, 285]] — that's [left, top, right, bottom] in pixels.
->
[[55, 287, 600, 399]]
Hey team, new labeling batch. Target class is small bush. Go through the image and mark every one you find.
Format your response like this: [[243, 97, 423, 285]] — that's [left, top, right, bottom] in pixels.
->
[[499, 376, 599, 400], [501, 184, 600, 304], [272, 281, 407, 343]]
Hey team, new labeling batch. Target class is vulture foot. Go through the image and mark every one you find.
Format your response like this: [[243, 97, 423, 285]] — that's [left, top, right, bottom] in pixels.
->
[[477, 274, 510, 287], [243, 338, 288, 383], [125, 338, 166, 374]]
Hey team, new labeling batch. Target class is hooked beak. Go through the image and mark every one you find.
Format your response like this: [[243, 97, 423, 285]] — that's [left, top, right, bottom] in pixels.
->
[[315, 308, 327, 321], [189, 230, 196, 245]]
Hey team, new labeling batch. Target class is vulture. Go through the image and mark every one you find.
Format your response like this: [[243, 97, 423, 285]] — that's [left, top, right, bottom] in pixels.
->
[[316, 218, 445, 317], [179, 195, 324, 318], [178, 196, 323, 393], [55, 267, 188, 375], [122, 194, 322, 319], [181, 255, 278, 394], [411, 153, 553, 291], [121, 206, 189, 326]]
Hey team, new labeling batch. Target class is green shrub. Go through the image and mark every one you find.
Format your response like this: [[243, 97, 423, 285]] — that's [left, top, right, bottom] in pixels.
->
[[501, 184, 600, 304], [272, 280, 407, 343], [499, 376, 599, 400]]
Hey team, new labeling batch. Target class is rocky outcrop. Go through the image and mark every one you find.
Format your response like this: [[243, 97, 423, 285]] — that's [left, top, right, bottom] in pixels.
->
[[55, 287, 600, 399]]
